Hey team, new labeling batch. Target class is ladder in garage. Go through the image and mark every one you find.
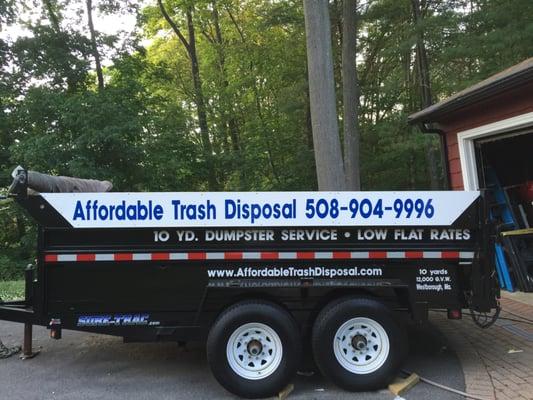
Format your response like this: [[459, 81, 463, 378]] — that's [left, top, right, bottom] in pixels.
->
[[486, 167, 518, 291]]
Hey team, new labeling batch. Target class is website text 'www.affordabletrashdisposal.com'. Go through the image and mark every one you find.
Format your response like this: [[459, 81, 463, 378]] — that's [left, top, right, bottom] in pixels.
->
[[207, 266, 383, 279]]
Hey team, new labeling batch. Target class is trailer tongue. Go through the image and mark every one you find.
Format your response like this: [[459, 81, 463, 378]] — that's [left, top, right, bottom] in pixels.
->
[[1, 168, 498, 399]]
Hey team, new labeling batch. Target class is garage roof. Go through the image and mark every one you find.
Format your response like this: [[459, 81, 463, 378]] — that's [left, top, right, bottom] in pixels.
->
[[408, 58, 533, 125]]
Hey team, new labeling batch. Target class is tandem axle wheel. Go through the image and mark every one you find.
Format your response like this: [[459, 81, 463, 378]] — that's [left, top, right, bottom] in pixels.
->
[[207, 301, 301, 399]]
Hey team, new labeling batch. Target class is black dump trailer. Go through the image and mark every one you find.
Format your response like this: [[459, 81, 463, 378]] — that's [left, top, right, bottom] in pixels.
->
[[0, 168, 498, 398]]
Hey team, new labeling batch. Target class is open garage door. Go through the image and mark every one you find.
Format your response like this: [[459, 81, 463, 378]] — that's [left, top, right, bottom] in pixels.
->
[[476, 132, 533, 291]]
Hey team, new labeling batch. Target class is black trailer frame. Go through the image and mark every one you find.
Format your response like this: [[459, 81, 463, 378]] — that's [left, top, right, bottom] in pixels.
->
[[1, 188, 498, 337], [0, 172, 500, 397]]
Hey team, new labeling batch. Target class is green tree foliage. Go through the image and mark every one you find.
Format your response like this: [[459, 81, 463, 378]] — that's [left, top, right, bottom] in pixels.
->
[[143, 0, 315, 190], [1, 0, 533, 278]]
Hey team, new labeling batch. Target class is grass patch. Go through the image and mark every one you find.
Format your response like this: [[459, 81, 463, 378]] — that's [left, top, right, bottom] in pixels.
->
[[0, 280, 24, 301]]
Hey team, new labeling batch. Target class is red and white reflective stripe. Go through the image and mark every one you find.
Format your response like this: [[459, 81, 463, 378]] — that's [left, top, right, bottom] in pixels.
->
[[44, 251, 474, 263]]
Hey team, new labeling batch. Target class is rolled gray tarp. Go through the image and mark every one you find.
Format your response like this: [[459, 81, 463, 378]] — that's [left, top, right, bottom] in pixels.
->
[[27, 170, 113, 193]]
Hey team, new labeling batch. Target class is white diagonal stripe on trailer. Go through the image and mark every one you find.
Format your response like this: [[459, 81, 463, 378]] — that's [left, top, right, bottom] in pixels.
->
[[315, 252, 333, 259], [132, 253, 151, 261], [206, 252, 224, 260], [242, 252, 261, 259], [279, 252, 297, 259], [169, 253, 188, 260], [387, 252, 405, 259], [350, 252, 369, 258], [460, 252, 475, 259], [423, 251, 442, 259], [95, 254, 114, 261]]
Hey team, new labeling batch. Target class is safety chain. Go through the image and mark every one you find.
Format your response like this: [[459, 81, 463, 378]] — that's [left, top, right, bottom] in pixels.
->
[[469, 301, 501, 329], [0, 339, 21, 359]]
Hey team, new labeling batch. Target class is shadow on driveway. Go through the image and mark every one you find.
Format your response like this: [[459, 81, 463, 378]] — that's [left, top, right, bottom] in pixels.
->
[[0, 320, 465, 400]]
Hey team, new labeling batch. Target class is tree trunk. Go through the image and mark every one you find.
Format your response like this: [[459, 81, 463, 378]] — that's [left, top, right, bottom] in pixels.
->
[[253, 84, 280, 185], [303, 0, 345, 191], [331, 0, 343, 84], [211, 3, 240, 150], [86, 0, 104, 91], [342, 0, 361, 190], [157, 0, 218, 190], [211, 1, 244, 188], [411, 0, 432, 108], [411, 0, 440, 189], [186, 9, 218, 190], [224, 6, 278, 185], [304, 80, 314, 151]]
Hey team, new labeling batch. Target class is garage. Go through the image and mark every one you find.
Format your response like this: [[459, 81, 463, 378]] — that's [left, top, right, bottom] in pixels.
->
[[409, 58, 533, 292]]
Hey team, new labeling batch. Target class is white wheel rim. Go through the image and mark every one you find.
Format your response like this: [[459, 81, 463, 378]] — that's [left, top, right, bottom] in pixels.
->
[[333, 317, 390, 374], [226, 322, 283, 380]]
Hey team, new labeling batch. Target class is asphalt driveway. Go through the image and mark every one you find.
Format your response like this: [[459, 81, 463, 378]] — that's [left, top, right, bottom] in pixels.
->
[[0, 320, 465, 400]]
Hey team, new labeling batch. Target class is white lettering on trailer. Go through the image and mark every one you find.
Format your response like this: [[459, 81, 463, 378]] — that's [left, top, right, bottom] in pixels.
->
[[416, 267, 454, 292], [357, 229, 387, 240], [281, 229, 337, 241], [394, 229, 424, 240], [41, 191, 480, 228], [205, 229, 275, 242], [175, 230, 196, 241], [430, 229, 471, 240], [164, 228, 472, 243], [206, 266, 384, 279]]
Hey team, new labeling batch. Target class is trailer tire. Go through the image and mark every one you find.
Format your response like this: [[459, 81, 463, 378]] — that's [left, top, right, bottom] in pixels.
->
[[312, 297, 406, 391], [207, 300, 301, 399]]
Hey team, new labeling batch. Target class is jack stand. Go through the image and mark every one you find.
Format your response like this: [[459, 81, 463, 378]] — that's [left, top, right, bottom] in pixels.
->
[[20, 323, 39, 360]]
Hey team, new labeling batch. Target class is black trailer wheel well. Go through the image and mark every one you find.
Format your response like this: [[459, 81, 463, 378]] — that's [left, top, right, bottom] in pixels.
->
[[205, 290, 292, 330], [304, 287, 412, 335], [303, 289, 377, 336], [310, 288, 375, 315], [204, 286, 413, 336]]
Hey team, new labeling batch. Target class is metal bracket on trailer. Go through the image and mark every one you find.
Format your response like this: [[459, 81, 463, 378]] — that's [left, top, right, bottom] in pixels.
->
[[0, 302, 36, 324]]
